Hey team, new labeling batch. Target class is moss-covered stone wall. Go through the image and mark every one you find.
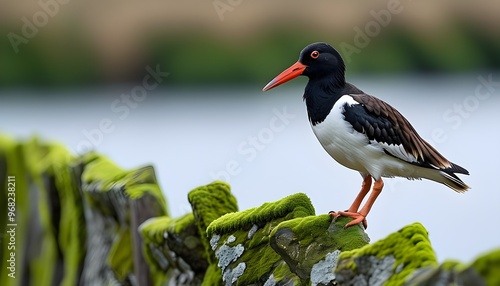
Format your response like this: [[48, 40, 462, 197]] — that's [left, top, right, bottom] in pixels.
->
[[1, 135, 499, 286]]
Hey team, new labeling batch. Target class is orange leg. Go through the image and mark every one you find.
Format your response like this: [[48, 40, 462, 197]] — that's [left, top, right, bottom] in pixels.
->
[[347, 176, 372, 213], [331, 178, 384, 229], [329, 176, 371, 227]]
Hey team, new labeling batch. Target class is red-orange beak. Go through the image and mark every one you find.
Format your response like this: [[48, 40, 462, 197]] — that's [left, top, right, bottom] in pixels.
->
[[262, 61, 307, 91]]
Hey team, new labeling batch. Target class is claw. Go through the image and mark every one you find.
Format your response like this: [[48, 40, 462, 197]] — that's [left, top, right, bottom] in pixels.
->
[[328, 211, 341, 219], [336, 211, 368, 229]]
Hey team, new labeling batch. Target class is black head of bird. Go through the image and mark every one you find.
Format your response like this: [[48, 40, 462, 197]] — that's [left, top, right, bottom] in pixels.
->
[[263, 42, 346, 92]]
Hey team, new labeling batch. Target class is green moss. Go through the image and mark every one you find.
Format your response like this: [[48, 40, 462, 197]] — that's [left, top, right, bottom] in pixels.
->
[[79, 153, 169, 283], [207, 192, 314, 237], [0, 136, 89, 286], [140, 213, 195, 242], [206, 193, 316, 285], [141, 216, 172, 244], [121, 166, 164, 203], [337, 223, 437, 285], [22, 138, 75, 286], [269, 215, 368, 281], [267, 259, 302, 285], [0, 136, 30, 286], [141, 213, 210, 286], [107, 228, 133, 282], [188, 181, 238, 231], [273, 214, 368, 251], [140, 216, 178, 286], [273, 215, 331, 245], [45, 144, 85, 286], [170, 212, 195, 234], [440, 259, 464, 271], [235, 217, 288, 283], [470, 248, 500, 286], [188, 180, 239, 277], [80, 154, 167, 214], [272, 262, 303, 285], [272, 261, 292, 281], [80, 153, 126, 185], [140, 213, 197, 266], [202, 265, 223, 286]]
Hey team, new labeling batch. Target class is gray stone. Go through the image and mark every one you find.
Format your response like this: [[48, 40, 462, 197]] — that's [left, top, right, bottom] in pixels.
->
[[215, 238, 245, 272], [223, 262, 246, 286], [310, 250, 340, 286], [210, 234, 221, 251]]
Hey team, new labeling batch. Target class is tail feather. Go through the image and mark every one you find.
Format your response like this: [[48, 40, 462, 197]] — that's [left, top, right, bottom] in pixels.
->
[[448, 162, 469, 175], [439, 163, 470, 192]]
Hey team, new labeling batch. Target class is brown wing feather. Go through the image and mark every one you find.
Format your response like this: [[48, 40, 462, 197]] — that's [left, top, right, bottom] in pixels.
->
[[352, 94, 452, 169]]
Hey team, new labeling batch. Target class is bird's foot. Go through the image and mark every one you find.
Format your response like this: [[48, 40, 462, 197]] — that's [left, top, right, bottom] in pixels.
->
[[329, 210, 367, 229]]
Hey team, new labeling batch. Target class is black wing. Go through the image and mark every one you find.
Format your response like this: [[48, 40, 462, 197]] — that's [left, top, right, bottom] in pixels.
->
[[343, 93, 468, 175]]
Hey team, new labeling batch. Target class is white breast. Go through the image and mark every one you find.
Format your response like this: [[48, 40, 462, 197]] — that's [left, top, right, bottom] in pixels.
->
[[310, 95, 414, 179]]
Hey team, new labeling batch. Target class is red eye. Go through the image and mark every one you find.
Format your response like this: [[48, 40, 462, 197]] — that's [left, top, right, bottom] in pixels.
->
[[310, 51, 319, 59]]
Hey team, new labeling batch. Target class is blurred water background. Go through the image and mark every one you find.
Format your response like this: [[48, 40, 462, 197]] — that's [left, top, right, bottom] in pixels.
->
[[1, 0, 500, 262]]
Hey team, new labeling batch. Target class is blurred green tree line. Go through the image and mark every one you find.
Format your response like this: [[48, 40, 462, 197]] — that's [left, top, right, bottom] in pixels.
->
[[1, 1, 499, 87]]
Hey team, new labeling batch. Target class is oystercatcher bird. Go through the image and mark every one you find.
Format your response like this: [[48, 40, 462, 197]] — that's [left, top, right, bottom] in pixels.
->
[[263, 42, 469, 228]]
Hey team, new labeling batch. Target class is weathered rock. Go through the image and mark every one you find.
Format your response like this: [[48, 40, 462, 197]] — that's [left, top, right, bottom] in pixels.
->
[[187, 181, 239, 285], [76, 153, 168, 286], [404, 248, 500, 286], [1, 136, 86, 286], [206, 193, 316, 285], [403, 264, 481, 286], [1, 136, 32, 286], [205, 193, 371, 285], [335, 223, 438, 285], [140, 214, 207, 286], [271, 215, 370, 283]]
